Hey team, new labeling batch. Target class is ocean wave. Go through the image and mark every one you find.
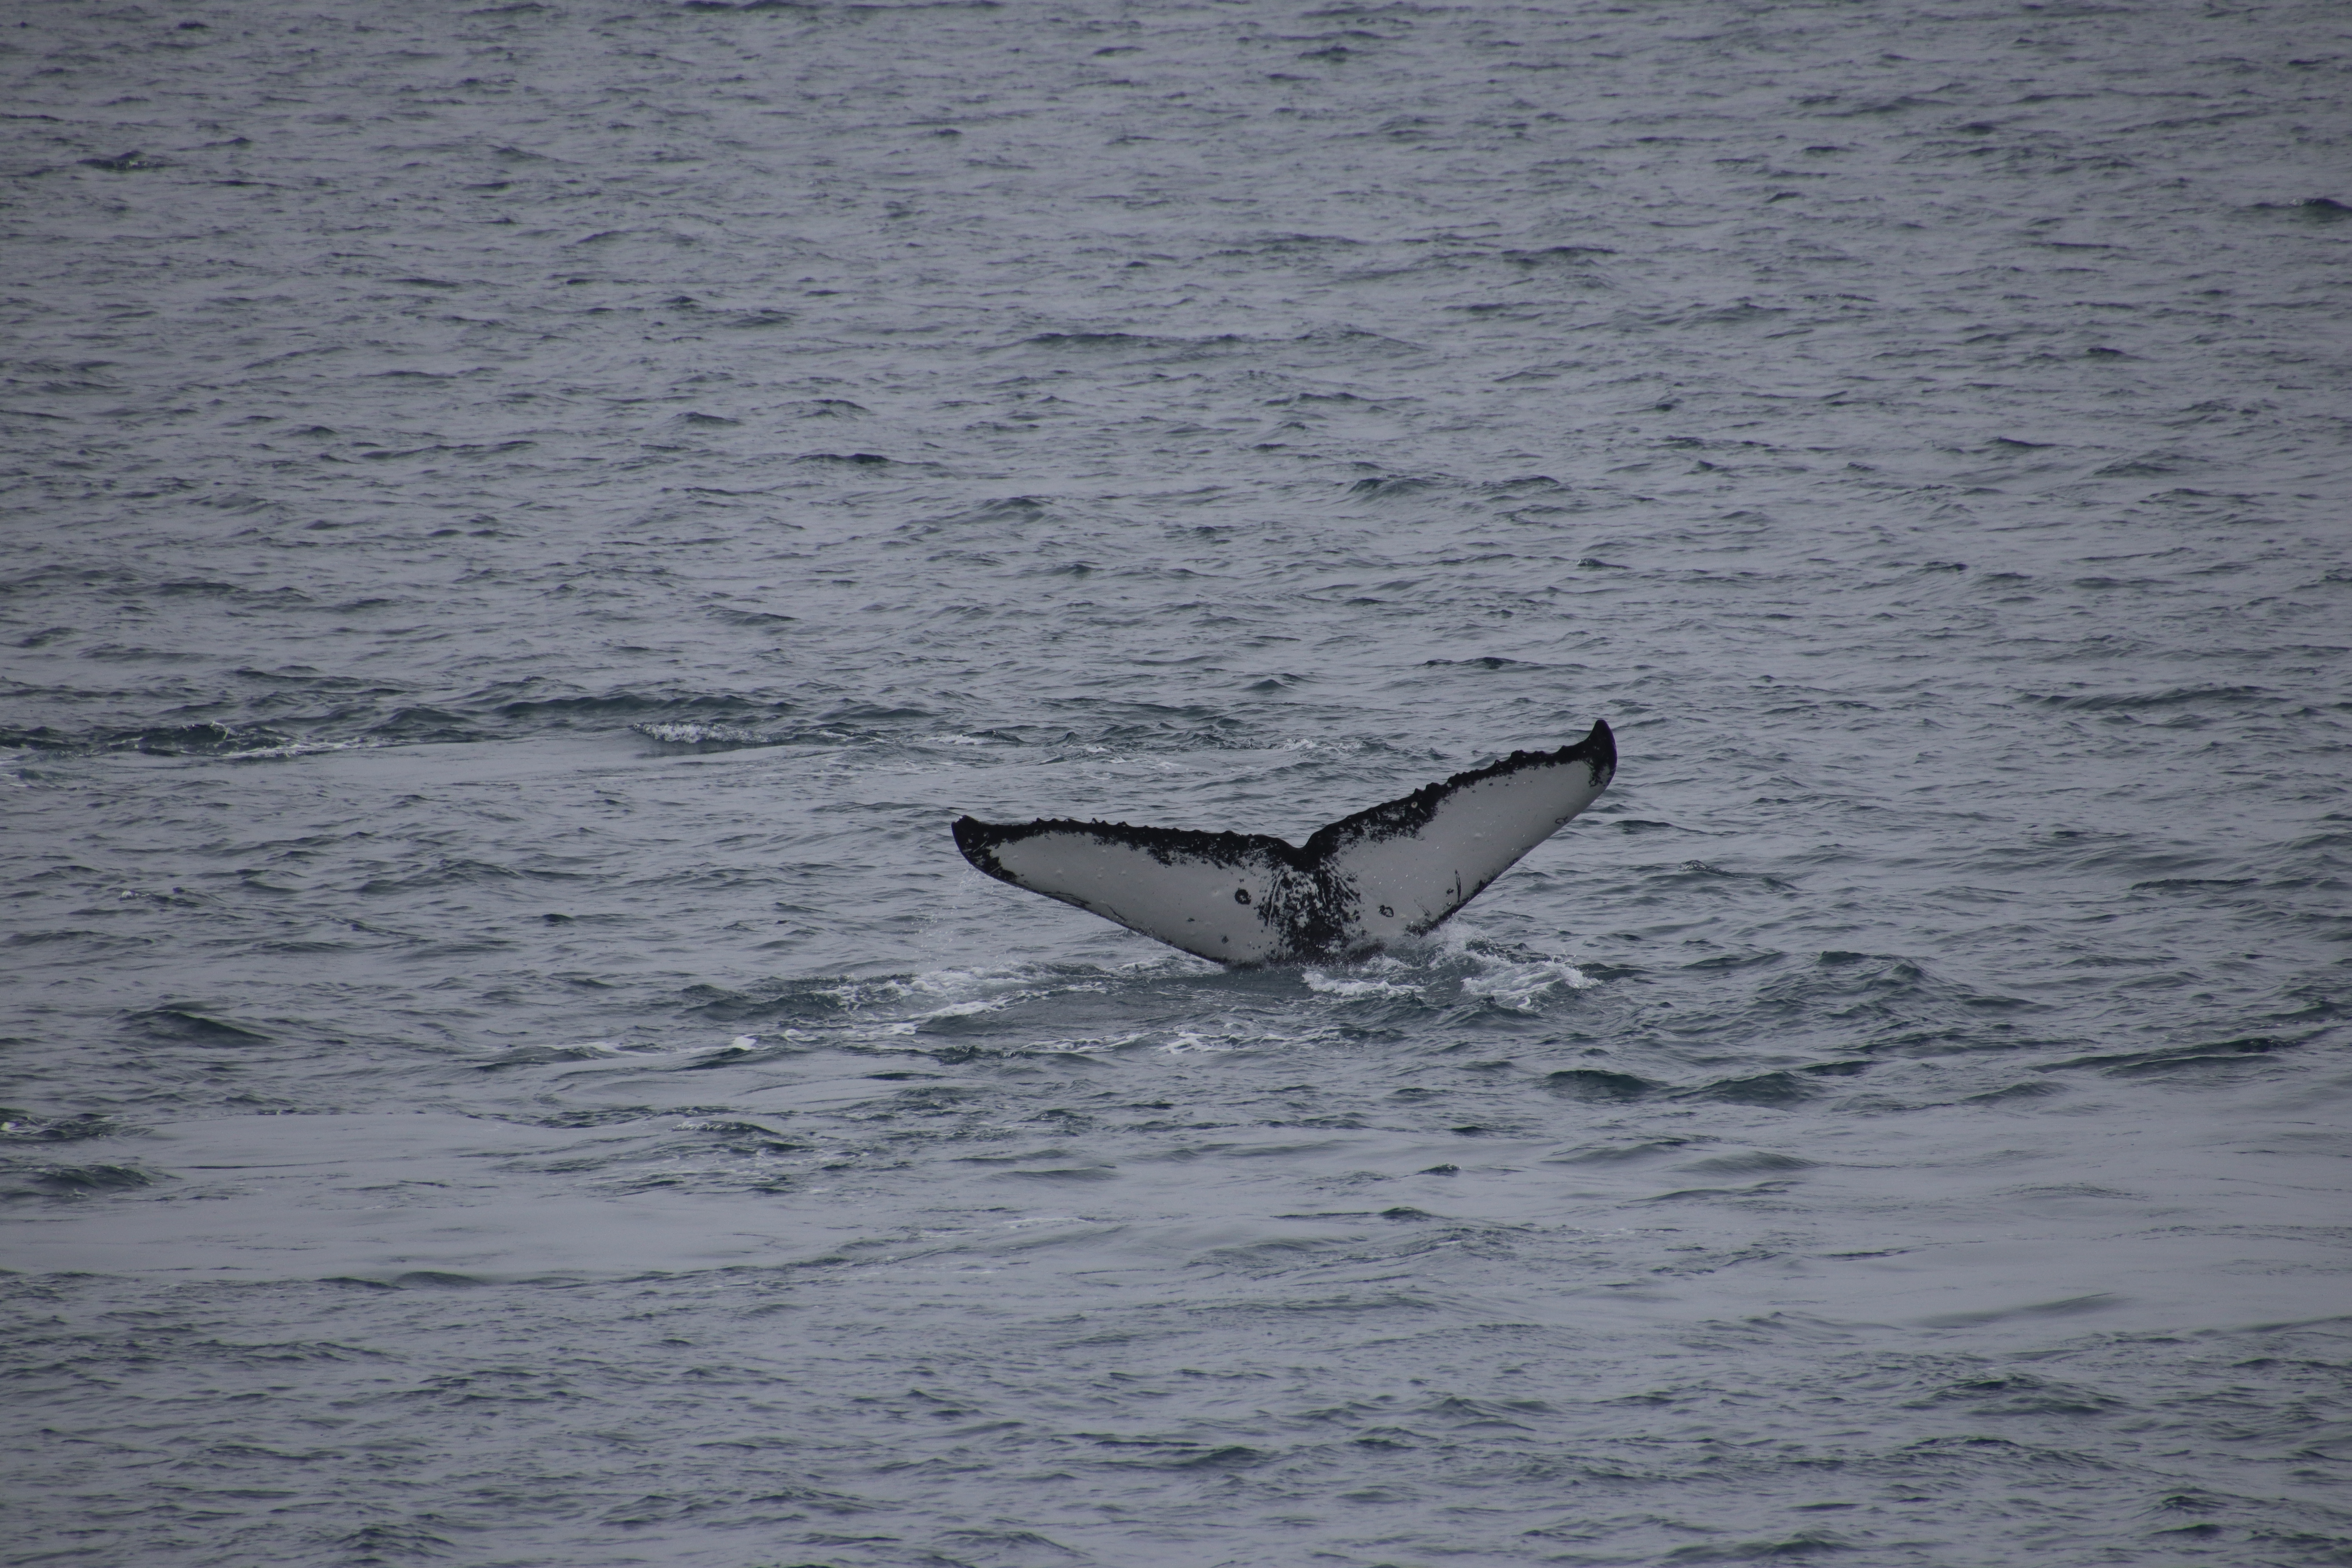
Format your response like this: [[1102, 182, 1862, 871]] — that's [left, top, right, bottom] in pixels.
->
[[631, 720, 765, 748]]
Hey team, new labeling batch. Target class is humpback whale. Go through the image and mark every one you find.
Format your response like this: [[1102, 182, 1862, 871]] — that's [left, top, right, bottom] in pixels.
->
[[952, 719, 1615, 965]]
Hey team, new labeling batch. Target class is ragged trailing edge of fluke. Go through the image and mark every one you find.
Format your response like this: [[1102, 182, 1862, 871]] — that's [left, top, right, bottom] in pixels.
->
[[953, 719, 1616, 965]]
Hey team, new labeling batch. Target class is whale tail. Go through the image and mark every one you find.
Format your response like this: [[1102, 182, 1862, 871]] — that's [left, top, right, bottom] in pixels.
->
[[953, 719, 1616, 965]]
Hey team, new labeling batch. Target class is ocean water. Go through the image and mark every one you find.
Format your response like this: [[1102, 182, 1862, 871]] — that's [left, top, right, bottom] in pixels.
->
[[3, 1, 2349, 1564]]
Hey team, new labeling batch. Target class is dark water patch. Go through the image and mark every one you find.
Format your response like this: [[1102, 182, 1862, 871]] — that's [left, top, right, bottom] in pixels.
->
[[1753, 953, 2039, 1052], [6, 928, 142, 949], [358, 858, 586, 895], [19, 1164, 159, 1195], [1264, 390, 1393, 407], [707, 607, 798, 630], [1425, 1393, 1553, 1427], [1905, 1372, 2129, 1418], [2247, 195, 2352, 223], [1963, 1081, 2065, 1105], [2022, 685, 2269, 711], [818, 701, 936, 725], [1677, 1151, 1816, 1175], [1657, 1531, 1851, 1562], [1547, 1138, 1699, 1165], [69, 643, 205, 664], [0, 1111, 125, 1142], [231, 666, 410, 695], [1346, 475, 1446, 502], [1650, 861, 1799, 895], [490, 691, 789, 727], [8, 625, 78, 647], [491, 1106, 710, 1128], [681, 977, 911, 1022], [1017, 330, 1190, 354], [2261, 996, 2343, 1027], [365, 707, 486, 744], [1543, 1069, 1660, 1102], [931, 1529, 1085, 1561], [1499, 244, 1615, 266], [674, 1043, 775, 1071], [1123, 1443, 1271, 1471], [1681, 947, 1782, 969], [1919, 1292, 2123, 1329], [2039, 1033, 2317, 1077], [358, 439, 534, 462], [1679, 1071, 1817, 1107], [80, 150, 168, 172], [335, 1521, 459, 1560], [475, 1044, 625, 1070], [1641, 1180, 1799, 1203], [127, 1007, 273, 1045], [0, 720, 297, 757]]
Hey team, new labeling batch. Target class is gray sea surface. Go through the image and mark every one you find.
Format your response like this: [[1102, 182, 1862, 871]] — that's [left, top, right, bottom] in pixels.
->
[[4, 1, 2350, 1564]]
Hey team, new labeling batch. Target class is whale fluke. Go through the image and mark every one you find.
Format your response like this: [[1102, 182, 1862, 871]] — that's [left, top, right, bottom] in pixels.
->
[[952, 719, 1616, 965]]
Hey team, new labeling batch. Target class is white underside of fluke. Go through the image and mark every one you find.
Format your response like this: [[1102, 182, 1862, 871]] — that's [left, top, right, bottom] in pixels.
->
[[953, 719, 1616, 965]]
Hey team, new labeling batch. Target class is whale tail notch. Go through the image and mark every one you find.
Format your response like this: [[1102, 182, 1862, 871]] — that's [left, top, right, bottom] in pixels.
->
[[952, 719, 1616, 965]]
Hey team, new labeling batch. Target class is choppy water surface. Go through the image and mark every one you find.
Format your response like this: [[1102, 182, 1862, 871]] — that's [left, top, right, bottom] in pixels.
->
[[5, 1, 2350, 1564]]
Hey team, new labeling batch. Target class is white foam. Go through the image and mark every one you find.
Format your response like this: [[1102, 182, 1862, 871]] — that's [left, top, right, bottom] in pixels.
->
[[917, 996, 1017, 1020], [1459, 956, 1595, 1010], [633, 722, 759, 746], [217, 738, 373, 761], [1160, 1029, 1288, 1056], [1302, 967, 1417, 999]]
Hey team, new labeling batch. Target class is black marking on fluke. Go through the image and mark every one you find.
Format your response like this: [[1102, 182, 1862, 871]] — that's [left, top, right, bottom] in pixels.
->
[[952, 719, 1616, 966]]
